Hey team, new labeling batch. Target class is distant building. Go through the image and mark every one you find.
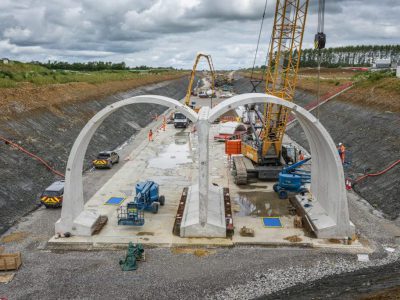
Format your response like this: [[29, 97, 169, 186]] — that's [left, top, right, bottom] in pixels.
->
[[372, 58, 391, 69], [1, 58, 9, 64]]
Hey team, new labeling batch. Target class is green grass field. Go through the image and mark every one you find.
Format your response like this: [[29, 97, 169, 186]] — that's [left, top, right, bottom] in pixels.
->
[[0, 61, 183, 88]]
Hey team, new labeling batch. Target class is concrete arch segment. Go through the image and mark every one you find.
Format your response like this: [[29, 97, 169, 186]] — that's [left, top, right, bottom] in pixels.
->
[[55, 95, 198, 235], [209, 93, 354, 238]]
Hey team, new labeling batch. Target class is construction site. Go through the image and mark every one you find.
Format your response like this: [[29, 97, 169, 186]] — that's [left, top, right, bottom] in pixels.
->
[[1, 0, 400, 299]]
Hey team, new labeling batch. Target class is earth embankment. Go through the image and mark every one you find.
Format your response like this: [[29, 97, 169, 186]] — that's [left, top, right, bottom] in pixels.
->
[[0, 76, 189, 234]]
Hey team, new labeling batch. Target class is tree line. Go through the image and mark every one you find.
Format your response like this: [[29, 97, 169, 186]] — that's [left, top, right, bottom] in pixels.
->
[[33, 60, 128, 71], [300, 45, 400, 67], [31, 61, 177, 71], [252, 45, 400, 69]]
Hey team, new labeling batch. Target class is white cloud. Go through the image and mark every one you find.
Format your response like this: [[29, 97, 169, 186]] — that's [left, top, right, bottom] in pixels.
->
[[0, 0, 398, 68]]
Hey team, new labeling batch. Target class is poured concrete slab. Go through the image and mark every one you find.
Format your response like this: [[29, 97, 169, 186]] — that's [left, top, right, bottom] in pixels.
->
[[49, 121, 366, 252]]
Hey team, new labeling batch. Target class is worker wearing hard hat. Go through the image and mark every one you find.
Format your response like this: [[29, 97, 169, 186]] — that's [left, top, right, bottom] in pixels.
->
[[338, 143, 346, 164]]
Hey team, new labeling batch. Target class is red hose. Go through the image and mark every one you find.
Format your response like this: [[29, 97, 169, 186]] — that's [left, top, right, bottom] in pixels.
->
[[0, 135, 65, 178], [353, 159, 400, 184]]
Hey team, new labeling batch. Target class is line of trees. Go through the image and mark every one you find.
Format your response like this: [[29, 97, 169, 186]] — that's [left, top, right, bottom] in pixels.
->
[[299, 45, 400, 67], [33, 61, 128, 71], [31, 61, 177, 72]]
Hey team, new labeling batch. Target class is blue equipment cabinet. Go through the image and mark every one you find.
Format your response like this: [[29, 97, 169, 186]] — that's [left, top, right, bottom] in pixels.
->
[[273, 158, 311, 199]]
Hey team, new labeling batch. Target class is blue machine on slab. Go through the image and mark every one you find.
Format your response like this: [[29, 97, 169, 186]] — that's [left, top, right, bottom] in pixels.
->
[[273, 158, 311, 199], [118, 202, 145, 226], [134, 181, 165, 213], [117, 180, 165, 226]]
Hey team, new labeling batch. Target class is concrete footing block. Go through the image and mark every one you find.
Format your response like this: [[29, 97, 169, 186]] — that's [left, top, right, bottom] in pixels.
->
[[294, 195, 355, 239], [71, 210, 101, 236], [180, 184, 226, 238]]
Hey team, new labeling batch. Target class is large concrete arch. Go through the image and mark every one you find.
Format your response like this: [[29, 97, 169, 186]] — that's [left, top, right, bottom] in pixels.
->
[[208, 93, 354, 238], [55, 95, 198, 235]]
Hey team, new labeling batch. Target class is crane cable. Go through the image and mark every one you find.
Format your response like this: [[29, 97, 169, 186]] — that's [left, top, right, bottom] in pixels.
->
[[250, 0, 268, 92], [0, 135, 65, 178], [316, 0, 325, 120]]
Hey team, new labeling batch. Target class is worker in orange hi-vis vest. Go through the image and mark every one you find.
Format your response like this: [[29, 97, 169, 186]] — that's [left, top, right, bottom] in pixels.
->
[[338, 142, 346, 164], [148, 129, 153, 142], [162, 115, 166, 131], [298, 150, 305, 161]]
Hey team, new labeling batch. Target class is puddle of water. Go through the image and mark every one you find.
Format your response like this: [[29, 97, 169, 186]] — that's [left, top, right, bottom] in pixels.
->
[[149, 142, 192, 169], [233, 191, 290, 217], [174, 131, 189, 145]]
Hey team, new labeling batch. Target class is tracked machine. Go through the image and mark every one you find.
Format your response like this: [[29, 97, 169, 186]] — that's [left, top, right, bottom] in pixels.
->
[[232, 0, 310, 184]]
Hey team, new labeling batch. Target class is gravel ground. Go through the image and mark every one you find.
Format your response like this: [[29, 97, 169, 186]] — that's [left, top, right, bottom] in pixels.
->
[[262, 260, 400, 300]]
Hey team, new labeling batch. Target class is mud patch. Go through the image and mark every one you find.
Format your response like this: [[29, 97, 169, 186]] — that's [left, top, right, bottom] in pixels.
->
[[1, 232, 28, 243], [171, 248, 216, 257], [136, 232, 154, 236], [0, 273, 15, 284], [284, 235, 303, 243]]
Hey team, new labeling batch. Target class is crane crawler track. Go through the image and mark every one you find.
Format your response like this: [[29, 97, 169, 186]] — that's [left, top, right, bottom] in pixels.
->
[[232, 156, 248, 185]]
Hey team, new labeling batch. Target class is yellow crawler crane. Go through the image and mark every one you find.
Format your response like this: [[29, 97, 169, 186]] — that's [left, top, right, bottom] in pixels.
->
[[184, 53, 216, 109], [234, 0, 309, 184]]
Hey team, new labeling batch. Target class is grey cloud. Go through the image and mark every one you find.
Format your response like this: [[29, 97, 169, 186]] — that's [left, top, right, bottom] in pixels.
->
[[0, 0, 398, 68]]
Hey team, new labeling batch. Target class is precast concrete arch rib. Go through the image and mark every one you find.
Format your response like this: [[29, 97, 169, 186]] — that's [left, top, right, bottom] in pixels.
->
[[56, 92, 354, 239], [209, 93, 354, 238], [55, 95, 197, 235]]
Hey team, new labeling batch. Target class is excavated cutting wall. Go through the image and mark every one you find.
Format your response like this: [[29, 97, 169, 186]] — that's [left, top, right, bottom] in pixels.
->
[[287, 100, 400, 219], [233, 76, 400, 220], [0, 77, 189, 234]]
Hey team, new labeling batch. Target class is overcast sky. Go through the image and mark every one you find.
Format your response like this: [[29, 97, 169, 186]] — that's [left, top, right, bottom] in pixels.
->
[[0, 0, 399, 69]]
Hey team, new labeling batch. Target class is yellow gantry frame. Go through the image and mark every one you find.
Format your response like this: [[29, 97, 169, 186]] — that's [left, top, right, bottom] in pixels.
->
[[184, 53, 216, 107], [245, 0, 309, 164]]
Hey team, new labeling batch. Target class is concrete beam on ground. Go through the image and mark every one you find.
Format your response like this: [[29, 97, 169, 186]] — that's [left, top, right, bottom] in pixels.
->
[[180, 106, 226, 237]]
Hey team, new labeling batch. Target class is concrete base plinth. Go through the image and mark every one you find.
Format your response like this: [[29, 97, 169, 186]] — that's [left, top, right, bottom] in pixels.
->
[[180, 184, 226, 238], [70, 210, 100, 236], [294, 195, 355, 239]]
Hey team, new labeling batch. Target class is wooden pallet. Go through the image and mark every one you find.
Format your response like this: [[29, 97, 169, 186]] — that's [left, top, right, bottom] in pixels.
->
[[223, 188, 234, 237], [172, 187, 188, 236], [0, 252, 22, 271], [92, 215, 108, 235]]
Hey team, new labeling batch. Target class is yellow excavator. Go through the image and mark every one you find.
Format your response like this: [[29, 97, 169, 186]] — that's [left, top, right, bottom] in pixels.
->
[[184, 53, 216, 111], [233, 0, 312, 184]]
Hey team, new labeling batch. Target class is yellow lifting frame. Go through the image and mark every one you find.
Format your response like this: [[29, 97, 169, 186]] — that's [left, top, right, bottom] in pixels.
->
[[184, 53, 216, 107]]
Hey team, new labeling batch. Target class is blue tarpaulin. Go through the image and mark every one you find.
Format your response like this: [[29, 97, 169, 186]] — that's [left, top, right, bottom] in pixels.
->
[[262, 217, 282, 228], [105, 197, 125, 205]]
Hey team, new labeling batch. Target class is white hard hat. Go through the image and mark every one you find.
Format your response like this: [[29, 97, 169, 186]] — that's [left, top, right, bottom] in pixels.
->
[[338, 143, 342, 146]]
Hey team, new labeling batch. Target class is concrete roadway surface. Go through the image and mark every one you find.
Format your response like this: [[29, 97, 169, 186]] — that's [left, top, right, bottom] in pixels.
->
[[1, 114, 400, 299]]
